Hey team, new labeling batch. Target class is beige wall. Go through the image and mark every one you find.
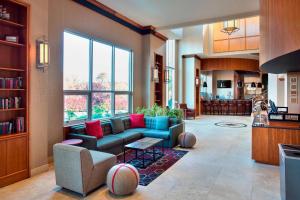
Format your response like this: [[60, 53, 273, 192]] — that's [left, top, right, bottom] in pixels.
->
[[142, 34, 167, 107], [21, 0, 164, 173]]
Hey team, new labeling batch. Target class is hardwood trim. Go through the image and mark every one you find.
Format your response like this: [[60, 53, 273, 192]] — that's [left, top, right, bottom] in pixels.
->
[[73, 0, 168, 41], [182, 54, 201, 60], [201, 58, 259, 72]]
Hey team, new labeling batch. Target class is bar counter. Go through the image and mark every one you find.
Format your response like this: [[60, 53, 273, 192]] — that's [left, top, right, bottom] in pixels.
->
[[252, 115, 300, 165]]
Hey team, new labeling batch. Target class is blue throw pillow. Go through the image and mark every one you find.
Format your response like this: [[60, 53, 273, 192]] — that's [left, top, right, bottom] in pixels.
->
[[155, 116, 169, 130]]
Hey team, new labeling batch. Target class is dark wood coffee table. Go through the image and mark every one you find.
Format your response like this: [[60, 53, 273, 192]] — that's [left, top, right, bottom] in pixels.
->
[[123, 137, 164, 168]]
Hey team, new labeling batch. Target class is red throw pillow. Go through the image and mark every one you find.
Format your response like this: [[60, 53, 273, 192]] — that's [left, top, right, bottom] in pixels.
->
[[85, 120, 103, 139], [130, 114, 145, 128]]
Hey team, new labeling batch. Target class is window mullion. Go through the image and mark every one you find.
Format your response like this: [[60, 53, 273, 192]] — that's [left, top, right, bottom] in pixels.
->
[[88, 39, 93, 120], [112, 47, 115, 116]]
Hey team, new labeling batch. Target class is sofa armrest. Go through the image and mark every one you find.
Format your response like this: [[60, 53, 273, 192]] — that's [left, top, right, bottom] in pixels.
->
[[67, 133, 97, 150], [169, 123, 184, 147]]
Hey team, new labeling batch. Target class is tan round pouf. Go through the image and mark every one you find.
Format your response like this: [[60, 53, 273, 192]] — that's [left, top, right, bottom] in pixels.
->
[[178, 132, 196, 148], [107, 164, 139, 196]]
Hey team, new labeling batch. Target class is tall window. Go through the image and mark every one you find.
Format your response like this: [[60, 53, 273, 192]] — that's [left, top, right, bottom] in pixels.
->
[[63, 31, 133, 123], [166, 40, 176, 108]]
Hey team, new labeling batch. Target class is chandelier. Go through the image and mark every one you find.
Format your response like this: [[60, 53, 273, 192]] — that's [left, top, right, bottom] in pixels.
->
[[221, 20, 240, 35]]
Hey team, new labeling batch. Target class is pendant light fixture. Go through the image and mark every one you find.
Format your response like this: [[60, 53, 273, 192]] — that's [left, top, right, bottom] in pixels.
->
[[257, 82, 262, 88], [221, 19, 240, 35], [237, 80, 243, 88], [203, 81, 208, 88], [251, 82, 256, 88]]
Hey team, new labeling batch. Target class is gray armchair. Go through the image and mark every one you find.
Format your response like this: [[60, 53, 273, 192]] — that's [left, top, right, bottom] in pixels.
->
[[53, 144, 116, 196]]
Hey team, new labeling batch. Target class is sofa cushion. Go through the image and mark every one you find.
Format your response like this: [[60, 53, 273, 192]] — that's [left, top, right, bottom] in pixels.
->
[[85, 120, 103, 139], [155, 116, 169, 130], [143, 129, 170, 139], [122, 118, 131, 130], [144, 117, 156, 129], [114, 130, 143, 143], [96, 135, 123, 151], [101, 123, 113, 136], [110, 118, 124, 134], [130, 114, 145, 128]]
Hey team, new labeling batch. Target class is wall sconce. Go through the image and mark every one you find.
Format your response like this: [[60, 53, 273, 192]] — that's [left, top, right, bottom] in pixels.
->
[[36, 37, 49, 70], [251, 82, 256, 88], [237, 80, 244, 88], [164, 67, 170, 83], [152, 64, 159, 83], [195, 76, 200, 86]]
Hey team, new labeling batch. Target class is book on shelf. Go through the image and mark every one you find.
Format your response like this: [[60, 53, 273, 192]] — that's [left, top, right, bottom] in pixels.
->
[[0, 117, 24, 135], [0, 97, 21, 109], [0, 77, 23, 89]]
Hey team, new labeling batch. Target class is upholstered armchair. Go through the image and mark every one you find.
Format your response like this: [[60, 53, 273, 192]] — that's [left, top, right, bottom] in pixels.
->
[[179, 103, 196, 119], [53, 144, 116, 196]]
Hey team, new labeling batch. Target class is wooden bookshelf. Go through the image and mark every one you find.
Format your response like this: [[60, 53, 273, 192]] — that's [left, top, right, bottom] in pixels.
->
[[0, 0, 29, 188], [154, 54, 164, 106]]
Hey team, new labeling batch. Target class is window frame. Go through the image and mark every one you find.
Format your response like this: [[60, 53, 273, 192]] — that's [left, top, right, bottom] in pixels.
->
[[63, 30, 133, 124]]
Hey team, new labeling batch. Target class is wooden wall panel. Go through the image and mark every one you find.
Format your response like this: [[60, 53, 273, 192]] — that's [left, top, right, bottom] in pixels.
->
[[6, 137, 27, 174], [213, 16, 259, 53], [246, 36, 259, 50], [213, 40, 229, 53], [213, 22, 228, 40], [229, 38, 245, 51], [260, 0, 300, 66], [201, 58, 259, 72], [246, 16, 260, 36]]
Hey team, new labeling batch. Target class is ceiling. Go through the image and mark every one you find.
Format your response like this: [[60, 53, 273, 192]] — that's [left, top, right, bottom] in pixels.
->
[[96, 0, 259, 29]]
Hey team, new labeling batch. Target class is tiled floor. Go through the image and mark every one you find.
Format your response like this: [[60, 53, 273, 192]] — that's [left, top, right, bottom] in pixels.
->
[[0, 116, 280, 200]]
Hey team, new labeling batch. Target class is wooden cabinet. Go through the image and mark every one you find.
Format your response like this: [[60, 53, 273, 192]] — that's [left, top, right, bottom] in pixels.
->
[[0, 0, 29, 187]]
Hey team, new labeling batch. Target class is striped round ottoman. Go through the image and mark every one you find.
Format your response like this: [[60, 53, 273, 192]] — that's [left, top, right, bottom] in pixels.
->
[[178, 132, 196, 148], [107, 164, 139, 196]]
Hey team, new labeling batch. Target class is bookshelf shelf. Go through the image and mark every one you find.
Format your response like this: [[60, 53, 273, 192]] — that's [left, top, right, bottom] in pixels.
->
[[0, 0, 29, 187], [0, 132, 27, 139], [0, 89, 25, 91], [0, 67, 25, 72], [0, 108, 25, 112], [0, 18, 25, 28], [0, 39, 25, 47]]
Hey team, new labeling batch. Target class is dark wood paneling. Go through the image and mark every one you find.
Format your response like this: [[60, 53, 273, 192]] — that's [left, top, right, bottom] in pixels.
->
[[201, 58, 259, 72], [260, 0, 300, 71]]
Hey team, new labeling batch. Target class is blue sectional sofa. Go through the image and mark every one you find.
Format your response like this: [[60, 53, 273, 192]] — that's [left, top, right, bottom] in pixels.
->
[[67, 117, 184, 155]]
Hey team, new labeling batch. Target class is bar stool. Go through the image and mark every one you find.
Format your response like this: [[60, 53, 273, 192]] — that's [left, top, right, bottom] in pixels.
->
[[204, 101, 212, 115], [245, 100, 252, 115], [228, 101, 237, 115], [220, 100, 228, 115], [237, 100, 245, 115]]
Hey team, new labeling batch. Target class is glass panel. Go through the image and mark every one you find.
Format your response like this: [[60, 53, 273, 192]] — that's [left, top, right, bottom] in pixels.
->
[[92, 93, 112, 119], [63, 32, 90, 90], [93, 41, 112, 90], [115, 94, 129, 114], [64, 95, 88, 122], [115, 48, 130, 91]]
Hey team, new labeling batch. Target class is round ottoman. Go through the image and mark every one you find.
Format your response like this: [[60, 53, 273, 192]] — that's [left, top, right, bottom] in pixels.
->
[[107, 164, 139, 196], [178, 132, 196, 148]]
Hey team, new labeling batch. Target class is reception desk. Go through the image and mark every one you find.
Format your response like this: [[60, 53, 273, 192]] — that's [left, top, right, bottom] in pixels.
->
[[201, 99, 252, 116], [252, 115, 300, 165]]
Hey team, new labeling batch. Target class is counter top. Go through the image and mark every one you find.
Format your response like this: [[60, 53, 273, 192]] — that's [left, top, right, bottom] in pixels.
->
[[252, 114, 300, 130]]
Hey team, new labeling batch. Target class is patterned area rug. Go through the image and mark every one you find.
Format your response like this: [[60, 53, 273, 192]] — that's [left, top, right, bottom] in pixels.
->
[[214, 122, 247, 128], [117, 148, 188, 186]]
